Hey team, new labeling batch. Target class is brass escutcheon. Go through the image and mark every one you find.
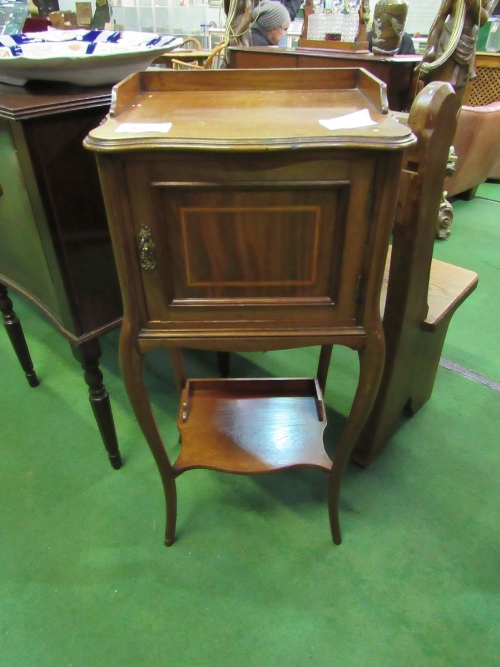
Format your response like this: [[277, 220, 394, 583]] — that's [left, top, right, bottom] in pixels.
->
[[138, 225, 156, 270]]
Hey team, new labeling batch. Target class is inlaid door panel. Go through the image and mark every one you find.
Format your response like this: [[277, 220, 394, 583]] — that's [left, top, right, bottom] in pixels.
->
[[125, 154, 376, 331]]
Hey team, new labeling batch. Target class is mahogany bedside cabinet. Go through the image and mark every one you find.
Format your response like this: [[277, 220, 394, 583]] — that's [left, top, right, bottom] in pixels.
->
[[84, 67, 414, 545]]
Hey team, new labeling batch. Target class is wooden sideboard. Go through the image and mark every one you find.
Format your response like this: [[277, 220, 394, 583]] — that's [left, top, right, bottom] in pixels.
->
[[0, 81, 123, 469], [227, 46, 422, 111]]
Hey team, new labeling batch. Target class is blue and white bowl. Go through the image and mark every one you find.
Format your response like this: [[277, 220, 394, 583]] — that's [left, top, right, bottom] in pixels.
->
[[0, 29, 184, 86]]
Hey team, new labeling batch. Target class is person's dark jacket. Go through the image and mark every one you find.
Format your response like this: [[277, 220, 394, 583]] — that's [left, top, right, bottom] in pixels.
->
[[251, 22, 274, 46], [282, 0, 302, 21]]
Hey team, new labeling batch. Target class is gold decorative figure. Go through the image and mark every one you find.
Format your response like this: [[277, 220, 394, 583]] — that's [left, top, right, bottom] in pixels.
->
[[418, 0, 497, 103], [225, 0, 255, 46]]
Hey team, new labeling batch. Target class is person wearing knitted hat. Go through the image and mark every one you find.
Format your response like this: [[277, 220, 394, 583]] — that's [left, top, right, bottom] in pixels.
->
[[250, 0, 291, 46]]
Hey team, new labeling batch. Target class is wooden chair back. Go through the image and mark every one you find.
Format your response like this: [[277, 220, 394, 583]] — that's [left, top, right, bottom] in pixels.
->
[[204, 42, 226, 69], [179, 37, 203, 51], [352, 82, 479, 466], [171, 59, 204, 70]]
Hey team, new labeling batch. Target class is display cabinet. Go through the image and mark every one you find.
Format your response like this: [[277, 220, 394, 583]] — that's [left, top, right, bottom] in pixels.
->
[[109, 0, 224, 47]]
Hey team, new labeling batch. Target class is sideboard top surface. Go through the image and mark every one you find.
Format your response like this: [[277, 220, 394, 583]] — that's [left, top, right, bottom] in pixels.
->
[[0, 81, 111, 121], [230, 45, 422, 64], [84, 68, 415, 152]]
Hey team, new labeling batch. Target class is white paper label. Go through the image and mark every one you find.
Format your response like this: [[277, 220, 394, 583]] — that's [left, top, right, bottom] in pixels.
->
[[116, 123, 173, 133], [319, 109, 377, 131]]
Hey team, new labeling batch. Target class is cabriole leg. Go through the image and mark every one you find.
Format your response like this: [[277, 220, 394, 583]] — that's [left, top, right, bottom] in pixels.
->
[[328, 337, 384, 544], [120, 325, 178, 545]]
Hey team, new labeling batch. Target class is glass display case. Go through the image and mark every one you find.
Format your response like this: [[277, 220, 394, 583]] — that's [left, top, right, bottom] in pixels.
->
[[109, 0, 224, 45]]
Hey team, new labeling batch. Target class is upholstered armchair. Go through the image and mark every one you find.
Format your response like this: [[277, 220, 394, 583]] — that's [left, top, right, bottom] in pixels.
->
[[444, 52, 500, 199], [444, 99, 500, 199], [489, 154, 500, 180]]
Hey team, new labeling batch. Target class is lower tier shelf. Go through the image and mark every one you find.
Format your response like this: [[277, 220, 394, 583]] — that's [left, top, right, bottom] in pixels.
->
[[174, 377, 333, 475]]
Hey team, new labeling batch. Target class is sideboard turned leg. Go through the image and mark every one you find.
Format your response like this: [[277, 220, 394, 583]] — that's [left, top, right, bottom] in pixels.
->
[[217, 351, 230, 378], [71, 339, 123, 470], [0, 283, 40, 388]]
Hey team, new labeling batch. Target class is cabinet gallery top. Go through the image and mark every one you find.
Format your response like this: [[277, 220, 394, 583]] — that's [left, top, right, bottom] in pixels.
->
[[84, 68, 415, 153]]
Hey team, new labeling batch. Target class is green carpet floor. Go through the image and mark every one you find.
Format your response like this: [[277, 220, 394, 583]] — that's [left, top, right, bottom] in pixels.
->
[[1, 185, 499, 667]]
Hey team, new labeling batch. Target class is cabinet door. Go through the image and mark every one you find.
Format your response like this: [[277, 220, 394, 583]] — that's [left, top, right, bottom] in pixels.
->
[[125, 151, 377, 333]]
